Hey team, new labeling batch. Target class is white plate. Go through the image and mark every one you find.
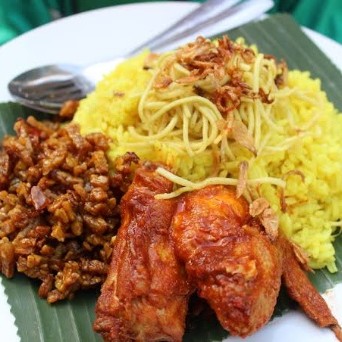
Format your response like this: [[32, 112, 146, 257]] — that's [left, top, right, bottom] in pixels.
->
[[0, 2, 341, 342]]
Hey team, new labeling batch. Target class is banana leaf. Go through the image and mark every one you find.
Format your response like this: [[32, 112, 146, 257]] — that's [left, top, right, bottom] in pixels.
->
[[1, 14, 342, 342]]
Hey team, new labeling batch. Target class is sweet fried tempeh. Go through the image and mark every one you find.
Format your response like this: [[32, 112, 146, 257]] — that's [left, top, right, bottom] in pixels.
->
[[94, 162, 191, 342], [171, 185, 282, 337], [280, 237, 342, 341]]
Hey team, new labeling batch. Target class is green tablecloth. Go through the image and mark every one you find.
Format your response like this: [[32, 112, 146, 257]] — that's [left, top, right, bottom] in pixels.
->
[[1, 0, 342, 45]]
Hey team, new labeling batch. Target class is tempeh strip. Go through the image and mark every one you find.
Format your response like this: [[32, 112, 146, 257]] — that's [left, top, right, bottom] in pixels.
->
[[280, 237, 342, 341]]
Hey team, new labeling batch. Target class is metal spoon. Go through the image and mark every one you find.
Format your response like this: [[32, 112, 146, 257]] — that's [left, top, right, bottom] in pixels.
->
[[8, 0, 273, 114]]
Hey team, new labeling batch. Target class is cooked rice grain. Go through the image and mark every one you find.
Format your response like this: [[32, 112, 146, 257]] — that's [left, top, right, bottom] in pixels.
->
[[74, 50, 342, 272]]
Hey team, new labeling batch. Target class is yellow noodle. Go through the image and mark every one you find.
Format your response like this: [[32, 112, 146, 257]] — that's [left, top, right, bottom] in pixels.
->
[[155, 167, 285, 199]]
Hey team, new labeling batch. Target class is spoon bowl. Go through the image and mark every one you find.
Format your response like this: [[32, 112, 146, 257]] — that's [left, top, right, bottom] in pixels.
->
[[9, 64, 93, 113], [7, 0, 273, 114]]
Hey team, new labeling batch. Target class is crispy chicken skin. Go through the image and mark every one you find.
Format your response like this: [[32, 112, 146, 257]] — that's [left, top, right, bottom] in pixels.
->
[[171, 185, 282, 337], [280, 236, 342, 341], [94, 163, 191, 342]]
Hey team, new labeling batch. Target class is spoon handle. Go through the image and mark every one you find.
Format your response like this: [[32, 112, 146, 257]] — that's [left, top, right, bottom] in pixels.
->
[[83, 0, 273, 84], [127, 0, 273, 56]]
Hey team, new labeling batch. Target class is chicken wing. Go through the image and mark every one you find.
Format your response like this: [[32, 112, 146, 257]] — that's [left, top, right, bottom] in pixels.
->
[[94, 162, 191, 342], [171, 185, 282, 337]]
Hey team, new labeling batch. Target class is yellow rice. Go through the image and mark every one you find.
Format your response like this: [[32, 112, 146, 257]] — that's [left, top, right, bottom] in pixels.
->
[[73, 50, 342, 272]]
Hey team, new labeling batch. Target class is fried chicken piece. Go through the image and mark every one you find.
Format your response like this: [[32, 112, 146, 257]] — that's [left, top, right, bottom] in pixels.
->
[[94, 162, 191, 342], [280, 236, 342, 341], [171, 185, 282, 337]]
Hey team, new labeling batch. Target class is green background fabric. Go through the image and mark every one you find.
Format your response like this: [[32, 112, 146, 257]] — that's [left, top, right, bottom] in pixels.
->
[[0, 0, 75, 44], [0, 0, 342, 45], [271, 0, 342, 44]]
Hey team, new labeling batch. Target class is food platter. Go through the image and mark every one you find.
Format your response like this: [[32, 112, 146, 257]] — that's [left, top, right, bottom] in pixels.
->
[[0, 2, 342, 342]]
